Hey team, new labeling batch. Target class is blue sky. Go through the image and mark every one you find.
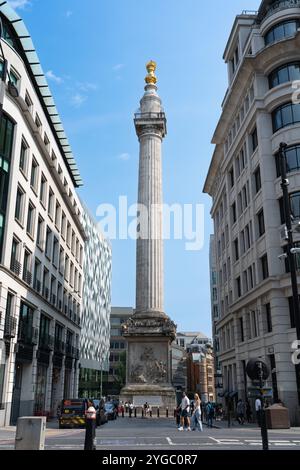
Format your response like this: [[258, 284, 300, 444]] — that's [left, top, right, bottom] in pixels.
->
[[11, 0, 261, 335]]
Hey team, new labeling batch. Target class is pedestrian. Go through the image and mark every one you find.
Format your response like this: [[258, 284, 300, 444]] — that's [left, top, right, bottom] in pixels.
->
[[84, 400, 97, 450], [191, 393, 203, 432], [255, 397, 262, 427], [178, 391, 191, 431], [236, 399, 245, 425], [125, 401, 129, 413], [175, 404, 181, 428], [246, 400, 252, 423], [206, 401, 214, 428], [143, 402, 150, 417], [129, 401, 134, 418]]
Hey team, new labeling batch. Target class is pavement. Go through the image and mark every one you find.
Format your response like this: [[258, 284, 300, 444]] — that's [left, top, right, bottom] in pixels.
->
[[1, 417, 300, 450]]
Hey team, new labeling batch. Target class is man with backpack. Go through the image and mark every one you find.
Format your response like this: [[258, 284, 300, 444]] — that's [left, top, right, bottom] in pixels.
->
[[206, 401, 215, 428]]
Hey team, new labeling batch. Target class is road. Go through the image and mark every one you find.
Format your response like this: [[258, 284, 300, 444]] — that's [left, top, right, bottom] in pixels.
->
[[1, 417, 300, 450]]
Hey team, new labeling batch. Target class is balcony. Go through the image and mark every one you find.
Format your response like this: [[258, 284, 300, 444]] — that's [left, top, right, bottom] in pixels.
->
[[18, 326, 38, 345], [39, 334, 54, 351], [257, 0, 300, 23], [22, 269, 32, 286], [4, 315, 17, 339], [10, 258, 21, 276], [54, 339, 65, 355]]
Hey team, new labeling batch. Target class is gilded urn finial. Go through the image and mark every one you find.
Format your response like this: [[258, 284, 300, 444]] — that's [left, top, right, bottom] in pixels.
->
[[145, 60, 157, 85]]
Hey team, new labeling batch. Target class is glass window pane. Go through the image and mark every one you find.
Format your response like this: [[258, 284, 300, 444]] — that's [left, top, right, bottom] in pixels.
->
[[274, 24, 285, 41], [288, 63, 300, 82], [290, 193, 300, 219], [286, 147, 298, 172], [292, 103, 300, 123], [284, 21, 297, 38], [273, 108, 282, 131], [277, 66, 289, 84], [281, 104, 293, 127]]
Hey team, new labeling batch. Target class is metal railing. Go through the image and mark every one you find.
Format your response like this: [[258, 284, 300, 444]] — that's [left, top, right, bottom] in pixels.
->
[[4, 315, 17, 339], [18, 325, 38, 345], [39, 334, 54, 351], [54, 339, 65, 354], [258, 0, 300, 22], [10, 258, 21, 276], [22, 269, 32, 285], [134, 112, 166, 120]]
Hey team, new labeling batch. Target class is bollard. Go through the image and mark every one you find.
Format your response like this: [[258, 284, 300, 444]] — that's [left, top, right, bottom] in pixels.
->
[[166, 408, 168, 418], [142, 408, 144, 418], [157, 407, 160, 418], [84, 406, 97, 450], [122, 408, 124, 418], [150, 409, 152, 418], [134, 408, 137, 418], [15, 417, 46, 450]]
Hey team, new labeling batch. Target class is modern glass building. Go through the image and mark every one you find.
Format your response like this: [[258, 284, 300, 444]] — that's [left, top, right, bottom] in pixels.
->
[[79, 206, 112, 398]]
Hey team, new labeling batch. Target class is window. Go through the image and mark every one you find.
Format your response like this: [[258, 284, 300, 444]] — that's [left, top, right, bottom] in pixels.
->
[[55, 202, 61, 229], [19, 139, 28, 173], [234, 238, 239, 261], [272, 102, 300, 132], [52, 237, 59, 267], [257, 209, 265, 237], [26, 201, 35, 237], [254, 166, 261, 193], [248, 266, 254, 289], [231, 202, 237, 224], [40, 174, 47, 206], [44, 133, 50, 152], [251, 310, 259, 338], [36, 215, 44, 249], [33, 258, 41, 292], [251, 127, 258, 152], [290, 192, 300, 220], [261, 254, 269, 280], [51, 276, 56, 305], [236, 276, 242, 298], [269, 62, 300, 89], [15, 186, 25, 223], [22, 249, 31, 285], [79, 245, 83, 266], [48, 187, 54, 218], [275, 144, 300, 176], [35, 114, 42, 132], [229, 167, 234, 188], [65, 255, 70, 281], [71, 230, 75, 255], [61, 212, 66, 240], [265, 303, 272, 333], [66, 222, 71, 247], [43, 268, 49, 299], [265, 20, 300, 46], [45, 226, 52, 259], [9, 68, 19, 88], [59, 246, 64, 275], [30, 157, 38, 191], [25, 91, 33, 111]]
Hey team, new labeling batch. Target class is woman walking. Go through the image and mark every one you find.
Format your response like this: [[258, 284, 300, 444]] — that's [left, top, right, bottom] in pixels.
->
[[191, 394, 203, 432]]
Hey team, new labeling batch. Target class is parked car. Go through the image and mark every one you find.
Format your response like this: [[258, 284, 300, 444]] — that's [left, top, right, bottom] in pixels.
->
[[92, 399, 107, 426], [104, 401, 118, 420]]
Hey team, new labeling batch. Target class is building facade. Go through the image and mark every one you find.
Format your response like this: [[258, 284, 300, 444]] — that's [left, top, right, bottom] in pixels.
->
[[204, 0, 300, 424], [106, 307, 133, 397], [186, 343, 215, 403], [78, 206, 112, 398], [0, 3, 85, 426]]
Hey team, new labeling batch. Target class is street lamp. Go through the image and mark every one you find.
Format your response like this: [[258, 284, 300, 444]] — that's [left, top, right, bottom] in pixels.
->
[[278, 142, 300, 405]]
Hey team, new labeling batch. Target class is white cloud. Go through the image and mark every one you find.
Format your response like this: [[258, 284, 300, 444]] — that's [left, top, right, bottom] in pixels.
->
[[66, 10, 73, 18], [70, 93, 87, 108], [46, 70, 62, 84], [118, 153, 130, 161], [113, 64, 125, 71], [77, 82, 98, 92], [8, 0, 30, 9]]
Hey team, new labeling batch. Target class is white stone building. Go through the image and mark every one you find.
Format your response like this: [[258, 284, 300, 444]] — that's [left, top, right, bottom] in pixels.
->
[[203, 0, 300, 424], [0, 3, 85, 425]]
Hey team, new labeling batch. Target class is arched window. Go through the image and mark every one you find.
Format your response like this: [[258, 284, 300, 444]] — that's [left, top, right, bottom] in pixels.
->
[[264, 19, 300, 46], [269, 62, 300, 88]]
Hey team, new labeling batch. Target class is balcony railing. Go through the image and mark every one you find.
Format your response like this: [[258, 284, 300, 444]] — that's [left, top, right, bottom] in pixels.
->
[[39, 334, 54, 351], [18, 326, 38, 345], [258, 0, 300, 22], [54, 339, 65, 355], [22, 269, 32, 285], [10, 259, 21, 276], [134, 112, 166, 120], [4, 315, 17, 339]]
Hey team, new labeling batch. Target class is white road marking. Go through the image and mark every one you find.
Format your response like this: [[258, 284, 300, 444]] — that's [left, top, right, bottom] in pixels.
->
[[209, 437, 221, 443], [166, 437, 175, 446]]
